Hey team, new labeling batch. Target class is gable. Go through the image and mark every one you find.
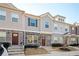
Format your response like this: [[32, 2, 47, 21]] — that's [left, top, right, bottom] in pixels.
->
[[40, 12, 54, 21], [0, 3, 23, 11]]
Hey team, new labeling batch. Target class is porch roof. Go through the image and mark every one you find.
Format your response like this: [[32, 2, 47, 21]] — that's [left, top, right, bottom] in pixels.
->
[[40, 31, 53, 34]]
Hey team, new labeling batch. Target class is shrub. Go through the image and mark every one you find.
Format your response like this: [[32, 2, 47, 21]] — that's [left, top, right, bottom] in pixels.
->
[[0, 42, 11, 49], [59, 47, 71, 51], [0, 46, 4, 56], [24, 44, 39, 49], [51, 43, 63, 47], [69, 44, 79, 46]]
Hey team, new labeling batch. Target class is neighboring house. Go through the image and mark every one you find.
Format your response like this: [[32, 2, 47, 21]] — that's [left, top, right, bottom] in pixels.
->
[[52, 15, 70, 44], [0, 3, 79, 47], [68, 23, 79, 45], [40, 12, 54, 46]]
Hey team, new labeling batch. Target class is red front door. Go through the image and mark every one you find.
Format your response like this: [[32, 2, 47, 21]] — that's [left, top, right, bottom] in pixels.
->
[[42, 39, 45, 46], [41, 36, 46, 46], [12, 33, 18, 45]]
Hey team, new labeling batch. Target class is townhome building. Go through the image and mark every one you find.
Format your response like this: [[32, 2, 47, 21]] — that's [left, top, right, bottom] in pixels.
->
[[40, 12, 53, 46], [24, 13, 40, 45], [51, 15, 70, 44], [0, 3, 78, 47], [0, 3, 25, 46], [68, 23, 79, 45]]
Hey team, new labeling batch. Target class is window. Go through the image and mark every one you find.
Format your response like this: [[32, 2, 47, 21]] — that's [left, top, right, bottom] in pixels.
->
[[11, 13, 19, 22], [45, 22, 49, 28], [72, 27, 75, 30], [54, 37, 58, 43], [0, 8, 6, 21], [27, 35, 38, 44], [54, 27, 57, 30], [28, 17, 38, 27], [65, 28, 68, 31], [0, 32, 6, 42]]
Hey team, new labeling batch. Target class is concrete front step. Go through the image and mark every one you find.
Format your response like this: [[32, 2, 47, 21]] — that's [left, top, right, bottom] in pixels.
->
[[8, 51, 24, 54], [8, 46, 24, 49], [9, 54, 25, 56], [9, 53, 25, 56], [8, 45, 25, 56], [8, 48, 24, 52], [8, 50, 25, 56]]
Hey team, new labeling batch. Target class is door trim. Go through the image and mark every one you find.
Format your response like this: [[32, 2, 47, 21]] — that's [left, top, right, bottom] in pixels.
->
[[12, 33, 19, 45]]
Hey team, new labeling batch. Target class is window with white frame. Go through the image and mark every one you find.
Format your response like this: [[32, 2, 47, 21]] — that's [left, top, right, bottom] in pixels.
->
[[45, 22, 49, 28], [72, 27, 75, 30], [11, 13, 19, 22], [28, 17, 38, 27], [0, 8, 6, 21], [65, 28, 68, 32], [54, 36, 58, 43], [0, 32, 6, 42], [54, 24, 58, 30]]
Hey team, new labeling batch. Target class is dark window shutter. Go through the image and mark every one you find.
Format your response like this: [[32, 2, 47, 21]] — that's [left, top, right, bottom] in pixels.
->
[[28, 17, 30, 26], [36, 19, 38, 27]]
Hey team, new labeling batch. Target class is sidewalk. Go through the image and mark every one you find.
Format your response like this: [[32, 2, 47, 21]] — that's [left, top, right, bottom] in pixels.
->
[[34, 51, 79, 56], [35, 46, 79, 56]]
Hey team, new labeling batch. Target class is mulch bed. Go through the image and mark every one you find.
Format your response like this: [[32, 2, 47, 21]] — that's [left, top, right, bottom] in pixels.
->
[[24, 48, 48, 55], [51, 46, 77, 52]]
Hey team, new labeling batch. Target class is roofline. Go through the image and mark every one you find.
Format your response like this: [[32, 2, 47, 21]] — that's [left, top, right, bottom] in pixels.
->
[[0, 5, 25, 12], [53, 20, 72, 25], [25, 13, 40, 18], [40, 12, 71, 25], [54, 15, 66, 18]]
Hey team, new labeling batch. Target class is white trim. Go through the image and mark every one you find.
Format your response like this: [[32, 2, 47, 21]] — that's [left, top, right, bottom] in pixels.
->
[[0, 28, 53, 34], [0, 28, 25, 31], [40, 31, 53, 34], [25, 30, 40, 33]]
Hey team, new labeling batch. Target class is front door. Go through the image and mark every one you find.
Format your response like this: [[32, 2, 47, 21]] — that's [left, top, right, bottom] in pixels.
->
[[12, 33, 18, 45], [42, 39, 45, 46], [41, 36, 46, 46]]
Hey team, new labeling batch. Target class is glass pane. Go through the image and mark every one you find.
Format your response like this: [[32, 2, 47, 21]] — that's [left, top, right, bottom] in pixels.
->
[[27, 35, 38, 44], [34, 35, 38, 43], [0, 32, 6, 37], [0, 37, 6, 42], [0, 15, 5, 20], [30, 19, 37, 26], [0, 9, 6, 16], [0, 32, 6, 42], [12, 17, 18, 22]]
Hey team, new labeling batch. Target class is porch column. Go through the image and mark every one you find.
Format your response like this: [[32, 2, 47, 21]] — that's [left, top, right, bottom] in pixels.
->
[[23, 32, 26, 45], [68, 36, 71, 45], [76, 37, 79, 45]]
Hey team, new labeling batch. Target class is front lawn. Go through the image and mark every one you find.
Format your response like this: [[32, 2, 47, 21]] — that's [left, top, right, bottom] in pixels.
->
[[24, 48, 48, 55]]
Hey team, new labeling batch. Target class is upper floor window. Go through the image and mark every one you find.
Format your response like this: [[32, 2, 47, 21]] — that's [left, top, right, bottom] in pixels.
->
[[54, 27, 57, 30], [65, 28, 68, 31], [28, 17, 38, 27], [45, 22, 49, 28], [0, 8, 6, 21], [11, 13, 19, 22]]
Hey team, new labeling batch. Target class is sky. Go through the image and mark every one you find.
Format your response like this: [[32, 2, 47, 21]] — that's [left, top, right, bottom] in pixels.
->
[[13, 3, 79, 24]]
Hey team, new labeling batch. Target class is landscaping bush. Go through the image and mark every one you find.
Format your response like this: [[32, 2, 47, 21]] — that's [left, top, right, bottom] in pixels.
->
[[0, 42, 11, 49], [69, 44, 79, 46], [59, 47, 71, 51], [0, 45, 4, 56], [24, 44, 39, 49], [51, 43, 63, 47]]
